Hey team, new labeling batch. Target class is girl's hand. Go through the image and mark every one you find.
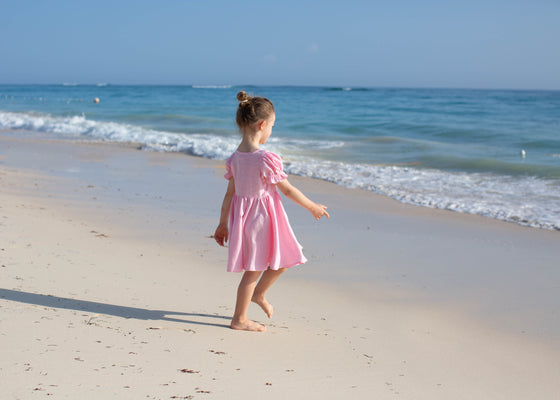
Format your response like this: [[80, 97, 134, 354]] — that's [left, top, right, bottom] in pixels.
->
[[214, 223, 229, 246], [310, 203, 330, 220]]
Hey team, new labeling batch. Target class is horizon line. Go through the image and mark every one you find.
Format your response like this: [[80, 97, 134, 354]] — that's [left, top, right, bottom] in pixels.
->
[[1, 82, 559, 92]]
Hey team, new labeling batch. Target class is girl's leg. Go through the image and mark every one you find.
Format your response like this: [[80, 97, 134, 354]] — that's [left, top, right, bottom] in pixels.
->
[[252, 268, 286, 318], [231, 271, 266, 331]]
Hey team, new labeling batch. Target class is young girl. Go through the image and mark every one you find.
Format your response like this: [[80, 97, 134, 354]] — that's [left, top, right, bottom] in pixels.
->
[[214, 91, 330, 332]]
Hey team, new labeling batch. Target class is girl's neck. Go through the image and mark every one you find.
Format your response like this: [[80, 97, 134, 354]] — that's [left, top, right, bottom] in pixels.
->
[[237, 130, 261, 153]]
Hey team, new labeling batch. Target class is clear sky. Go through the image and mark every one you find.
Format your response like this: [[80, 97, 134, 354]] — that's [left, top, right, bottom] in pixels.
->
[[1, 0, 559, 89]]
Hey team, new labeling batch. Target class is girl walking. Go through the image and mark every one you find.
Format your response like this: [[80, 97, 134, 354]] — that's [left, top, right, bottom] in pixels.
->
[[214, 91, 330, 332]]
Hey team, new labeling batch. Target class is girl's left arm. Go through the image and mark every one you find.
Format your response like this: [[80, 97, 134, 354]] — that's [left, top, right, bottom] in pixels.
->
[[277, 179, 330, 220], [214, 178, 235, 246]]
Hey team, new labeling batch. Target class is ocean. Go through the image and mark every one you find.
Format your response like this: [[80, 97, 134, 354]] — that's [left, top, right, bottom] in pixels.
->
[[1, 84, 559, 230]]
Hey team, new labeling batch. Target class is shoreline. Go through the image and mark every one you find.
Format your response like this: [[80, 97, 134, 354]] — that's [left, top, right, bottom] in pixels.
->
[[3, 128, 559, 233], [1, 132, 559, 398]]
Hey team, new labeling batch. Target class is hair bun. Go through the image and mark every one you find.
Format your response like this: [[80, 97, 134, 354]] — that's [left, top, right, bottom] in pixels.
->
[[237, 91, 250, 103]]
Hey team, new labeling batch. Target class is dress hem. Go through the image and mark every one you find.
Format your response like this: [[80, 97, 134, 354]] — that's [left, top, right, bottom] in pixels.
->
[[227, 258, 307, 273]]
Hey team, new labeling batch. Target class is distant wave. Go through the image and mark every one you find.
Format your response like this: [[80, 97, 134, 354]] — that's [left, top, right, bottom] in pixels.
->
[[324, 87, 371, 92], [192, 85, 232, 89], [61, 82, 110, 87]]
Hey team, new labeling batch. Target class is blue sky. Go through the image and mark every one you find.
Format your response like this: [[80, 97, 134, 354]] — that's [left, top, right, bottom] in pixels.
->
[[1, 0, 559, 89]]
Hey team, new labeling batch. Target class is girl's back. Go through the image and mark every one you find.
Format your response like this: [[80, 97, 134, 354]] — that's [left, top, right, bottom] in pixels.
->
[[226, 149, 285, 198]]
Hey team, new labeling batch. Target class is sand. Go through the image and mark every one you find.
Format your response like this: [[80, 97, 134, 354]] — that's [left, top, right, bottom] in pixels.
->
[[1, 131, 559, 399]]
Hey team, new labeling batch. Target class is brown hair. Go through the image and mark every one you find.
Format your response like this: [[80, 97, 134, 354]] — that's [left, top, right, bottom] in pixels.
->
[[236, 91, 275, 128]]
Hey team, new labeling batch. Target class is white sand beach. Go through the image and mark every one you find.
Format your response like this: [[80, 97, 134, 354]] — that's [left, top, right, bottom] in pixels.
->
[[1, 132, 559, 399]]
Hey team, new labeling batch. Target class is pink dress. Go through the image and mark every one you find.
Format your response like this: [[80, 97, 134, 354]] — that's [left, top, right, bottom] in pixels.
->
[[224, 149, 307, 272]]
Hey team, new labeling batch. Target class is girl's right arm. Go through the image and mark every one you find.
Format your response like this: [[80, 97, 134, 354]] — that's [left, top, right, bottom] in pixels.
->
[[277, 179, 330, 220], [214, 178, 235, 246]]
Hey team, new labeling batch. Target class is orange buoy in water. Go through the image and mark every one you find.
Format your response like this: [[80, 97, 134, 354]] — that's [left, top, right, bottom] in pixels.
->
[[94, 97, 100, 104]]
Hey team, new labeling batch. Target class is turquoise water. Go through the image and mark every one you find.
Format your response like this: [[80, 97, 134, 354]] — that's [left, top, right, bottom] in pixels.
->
[[1, 84, 559, 230]]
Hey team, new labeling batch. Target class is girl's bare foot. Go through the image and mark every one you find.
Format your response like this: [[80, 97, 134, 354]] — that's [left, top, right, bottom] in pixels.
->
[[230, 318, 266, 332], [251, 296, 274, 318]]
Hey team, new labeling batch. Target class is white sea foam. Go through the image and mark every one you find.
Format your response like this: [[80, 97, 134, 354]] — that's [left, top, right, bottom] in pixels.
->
[[285, 160, 560, 231], [0, 111, 239, 159], [1, 110, 559, 231], [267, 137, 345, 151]]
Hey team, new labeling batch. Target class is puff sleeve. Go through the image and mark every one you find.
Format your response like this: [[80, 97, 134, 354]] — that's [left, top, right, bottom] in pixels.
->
[[262, 151, 288, 184], [224, 156, 233, 180]]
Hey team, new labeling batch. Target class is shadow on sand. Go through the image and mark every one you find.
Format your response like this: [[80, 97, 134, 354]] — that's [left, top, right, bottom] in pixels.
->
[[0, 288, 230, 329]]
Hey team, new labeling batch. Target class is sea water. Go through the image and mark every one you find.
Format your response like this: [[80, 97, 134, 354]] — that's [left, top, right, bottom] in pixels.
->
[[1, 84, 559, 230]]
